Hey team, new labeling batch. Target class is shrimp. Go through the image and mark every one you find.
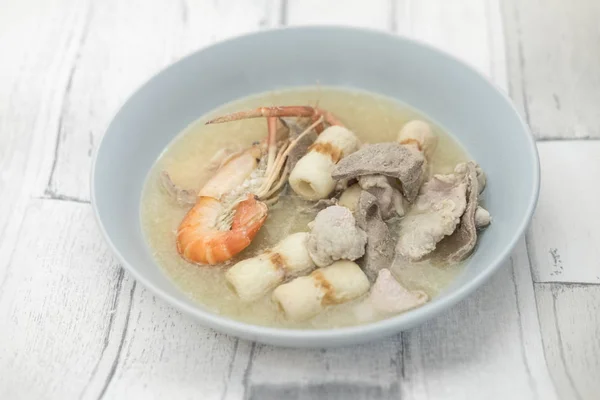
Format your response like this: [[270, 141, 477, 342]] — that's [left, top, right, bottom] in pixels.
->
[[176, 109, 333, 265]]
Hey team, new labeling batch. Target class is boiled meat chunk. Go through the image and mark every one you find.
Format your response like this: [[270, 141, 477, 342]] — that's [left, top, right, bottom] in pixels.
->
[[331, 142, 426, 202], [434, 162, 484, 263], [354, 269, 429, 322], [357, 174, 406, 219], [369, 269, 428, 314], [354, 191, 395, 281], [395, 170, 469, 261], [307, 205, 367, 267]]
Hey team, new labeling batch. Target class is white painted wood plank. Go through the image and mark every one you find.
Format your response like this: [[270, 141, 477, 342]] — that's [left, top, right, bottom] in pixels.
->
[[99, 286, 238, 399], [43, 0, 281, 201], [286, 0, 391, 29], [402, 240, 558, 400], [0, 199, 241, 400], [528, 141, 600, 284], [391, 2, 555, 398], [535, 283, 600, 400], [0, 0, 89, 275], [502, 0, 600, 139], [395, 0, 501, 86], [245, 338, 402, 399], [0, 199, 134, 400]]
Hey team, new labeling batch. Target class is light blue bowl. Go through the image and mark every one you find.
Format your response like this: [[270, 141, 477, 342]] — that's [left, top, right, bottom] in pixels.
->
[[91, 26, 539, 348]]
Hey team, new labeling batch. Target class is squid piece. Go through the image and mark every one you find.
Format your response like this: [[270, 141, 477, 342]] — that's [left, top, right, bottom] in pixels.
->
[[272, 260, 370, 321], [225, 232, 315, 302], [397, 120, 438, 160], [289, 126, 361, 200]]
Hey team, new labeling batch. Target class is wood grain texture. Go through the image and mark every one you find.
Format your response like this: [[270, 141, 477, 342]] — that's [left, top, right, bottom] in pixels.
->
[[527, 141, 600, 284], [41, 0, 282, 201], [98, 285, 238, 399], [0, 0, 91, 275], [502, 0, 600, 139], [286, 0, 391, 29], [0, 199, 242, 400], [245, 338, 402, 399], [402, 240, 558, 400], [395, 0, 497, 83], [0, 199, 134, 400], [2, 0, 592, 399], [233, 2, 556, 399], [535, 283, 600, 400]]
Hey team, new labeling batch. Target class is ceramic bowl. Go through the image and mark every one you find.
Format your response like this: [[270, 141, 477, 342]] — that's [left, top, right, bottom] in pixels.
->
[[91, 26, 539, 348]]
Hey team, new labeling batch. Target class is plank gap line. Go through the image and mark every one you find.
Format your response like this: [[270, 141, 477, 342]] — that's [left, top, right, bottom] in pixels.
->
[[534, 282, 600, 288], [549, 285, 584, 400], [535, 137, 599, 142], [509, 257, 538, 398], [279, 0, 288, 26], [37, 194, 90, 204], [388, 0, 397, 32], [500, 0, 531, 125], [220, 339, 240, 400], [96, 281, 137, 400], [79, 268, 125, 399], [45, 3, 94, 197], [242, 342, 257, 400]]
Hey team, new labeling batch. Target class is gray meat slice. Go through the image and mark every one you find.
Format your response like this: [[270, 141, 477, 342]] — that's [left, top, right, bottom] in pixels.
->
[[434, 162, 480, 263], [355, 191, 395, 281], [395, 171, 469, 261], [331, 142, 426, 202], [358, 174, 405, 219]]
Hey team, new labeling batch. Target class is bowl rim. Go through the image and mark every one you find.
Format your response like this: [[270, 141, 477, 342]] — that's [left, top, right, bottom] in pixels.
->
[[90, 25, 540, 346]]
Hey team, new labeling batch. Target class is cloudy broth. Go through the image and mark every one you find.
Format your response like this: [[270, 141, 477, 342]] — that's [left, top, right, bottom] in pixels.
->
[[140, 86, 470, 329]]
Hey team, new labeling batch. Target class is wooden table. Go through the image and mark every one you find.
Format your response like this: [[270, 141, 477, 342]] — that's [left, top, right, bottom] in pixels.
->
[[1, 1, 598, 399]]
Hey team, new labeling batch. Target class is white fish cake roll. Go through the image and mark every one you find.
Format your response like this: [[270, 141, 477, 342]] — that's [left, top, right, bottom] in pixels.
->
[[288, 151, 337, 200], [289, 126, 361, 200], [225, 254, 284, 302], [272, 275, 324, 321], [314, 126, 361, 158], [397, 120, 438, 160], [225, 233, 315, 302], [318, 260, 370, 303], [338, 183, 362, 212], [272, 260, 370, 321], [272, 232, 315, 275]]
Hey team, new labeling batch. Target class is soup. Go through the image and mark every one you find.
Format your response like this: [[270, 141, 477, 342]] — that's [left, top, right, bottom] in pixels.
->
[[140, 86, 490, 329]]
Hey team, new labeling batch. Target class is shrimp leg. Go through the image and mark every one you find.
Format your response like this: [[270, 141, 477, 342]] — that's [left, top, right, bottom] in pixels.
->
[[264, 117, 278, 178], [205, 106, 343, 128]]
